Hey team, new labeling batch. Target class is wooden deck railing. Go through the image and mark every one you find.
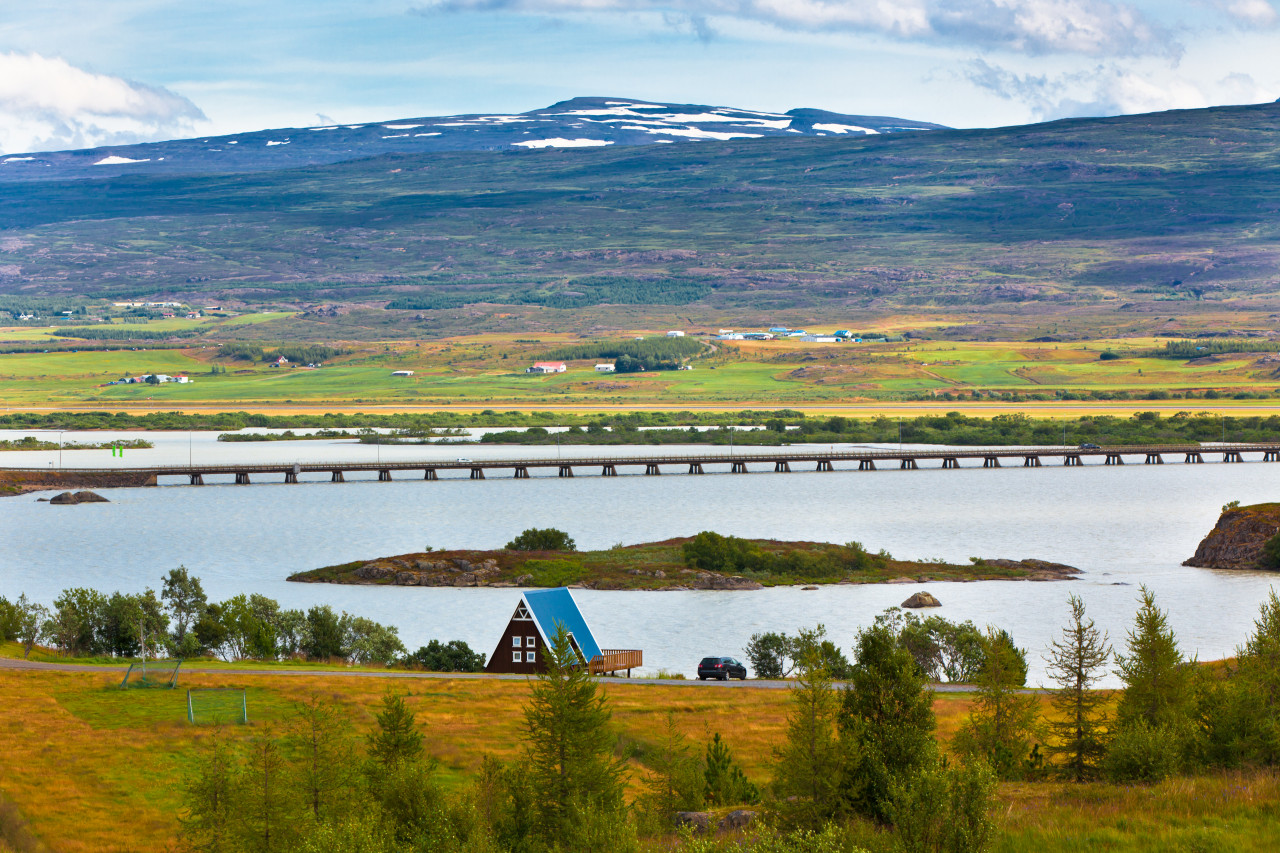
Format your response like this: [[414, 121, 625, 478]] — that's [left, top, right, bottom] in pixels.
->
[[588, 649, 643, 676]]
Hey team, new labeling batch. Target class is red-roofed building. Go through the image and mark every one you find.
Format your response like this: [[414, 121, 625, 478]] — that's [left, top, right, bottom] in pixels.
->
[[526, 361, 566, 374]]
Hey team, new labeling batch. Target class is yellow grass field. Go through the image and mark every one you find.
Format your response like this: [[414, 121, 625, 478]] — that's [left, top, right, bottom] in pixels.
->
[[2, 663, 1279, 852]]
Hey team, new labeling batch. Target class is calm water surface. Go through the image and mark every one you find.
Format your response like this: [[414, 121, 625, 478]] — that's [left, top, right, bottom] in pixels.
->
[[3, 430, 1278, 685]]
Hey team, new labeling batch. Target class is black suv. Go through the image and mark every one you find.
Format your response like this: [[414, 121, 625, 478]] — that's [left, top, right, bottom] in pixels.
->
[[698, 656, 747, 681]]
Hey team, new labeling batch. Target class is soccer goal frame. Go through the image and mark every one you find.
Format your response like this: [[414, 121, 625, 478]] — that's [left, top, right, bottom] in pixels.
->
[[119, 658, 183, 689], [187, 688, 249, 725]]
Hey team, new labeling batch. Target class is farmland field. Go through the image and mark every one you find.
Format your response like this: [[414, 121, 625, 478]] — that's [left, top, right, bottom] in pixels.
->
[[2, 327, 1278, 410]]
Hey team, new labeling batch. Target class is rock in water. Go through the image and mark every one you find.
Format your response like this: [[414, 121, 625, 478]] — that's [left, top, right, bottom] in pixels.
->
[[72, 491, 109, 503], [902, 591, 942, 608], [48, 492, 79, 504], [1184, 503, 1280, 570]]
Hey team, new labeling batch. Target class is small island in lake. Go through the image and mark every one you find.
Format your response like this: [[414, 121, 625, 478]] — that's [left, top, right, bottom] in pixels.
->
[[289, 533, 1081, 590], [1184, 502, 1280, 570]]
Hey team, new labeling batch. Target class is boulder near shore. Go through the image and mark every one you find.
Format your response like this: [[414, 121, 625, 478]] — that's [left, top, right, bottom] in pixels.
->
[[47, 491, 110, 505], [1184, 503, 1280, 570], [902, 591, 942, 608]]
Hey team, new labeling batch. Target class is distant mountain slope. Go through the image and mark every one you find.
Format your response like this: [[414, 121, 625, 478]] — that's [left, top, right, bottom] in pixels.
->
[[0, 97, 945, 182], [0, 101, 1277, 317]]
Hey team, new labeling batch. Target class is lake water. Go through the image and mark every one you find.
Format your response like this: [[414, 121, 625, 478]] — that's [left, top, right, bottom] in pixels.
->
[[3, 429, 1279, 686]]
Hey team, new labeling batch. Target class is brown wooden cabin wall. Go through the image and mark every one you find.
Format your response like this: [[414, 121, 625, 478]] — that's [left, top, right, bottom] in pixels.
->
[[485, 611, 545, 674]]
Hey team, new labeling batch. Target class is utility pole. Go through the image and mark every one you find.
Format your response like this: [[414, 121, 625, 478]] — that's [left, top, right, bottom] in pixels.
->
[[58, 431, 64, 469]]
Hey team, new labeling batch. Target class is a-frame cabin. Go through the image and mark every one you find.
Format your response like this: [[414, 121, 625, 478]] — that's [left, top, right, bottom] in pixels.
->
[[485, 587, 641, 676]]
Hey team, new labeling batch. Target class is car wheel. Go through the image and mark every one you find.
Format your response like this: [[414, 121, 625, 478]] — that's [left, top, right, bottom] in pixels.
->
[[721, 674, 729, 681], [698, 675, 705, 681]]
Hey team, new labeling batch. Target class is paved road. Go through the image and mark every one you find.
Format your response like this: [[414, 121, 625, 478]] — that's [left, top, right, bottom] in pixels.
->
[[0, 656, 1002, 693]]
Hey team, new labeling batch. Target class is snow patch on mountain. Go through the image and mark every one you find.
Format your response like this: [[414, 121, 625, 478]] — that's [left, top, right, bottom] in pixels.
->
[[512, 138, 614, 148], [812, 123, 879, 134]]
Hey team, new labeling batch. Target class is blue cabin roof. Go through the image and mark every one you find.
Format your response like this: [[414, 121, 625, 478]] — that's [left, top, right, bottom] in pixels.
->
[[523, 588, 602, 661]]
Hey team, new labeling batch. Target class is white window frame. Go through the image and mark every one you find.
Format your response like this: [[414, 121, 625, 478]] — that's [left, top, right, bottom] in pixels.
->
[[526, 636, 536, 648], [512, 636, 522, 647], [526, 650, 536, 664], [512, 651, 522, 663]]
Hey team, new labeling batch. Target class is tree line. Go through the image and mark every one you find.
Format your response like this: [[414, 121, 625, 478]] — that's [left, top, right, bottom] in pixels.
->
[[5, 409, 1279, 447], [0, 568, 484, 672], [683, 532, 884, 581], [544, 336, 707, 367], [215, 343, 348, 364]]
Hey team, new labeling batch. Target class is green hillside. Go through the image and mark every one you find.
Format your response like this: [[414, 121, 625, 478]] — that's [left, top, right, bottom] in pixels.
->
[[2, 102, 1279, 316]]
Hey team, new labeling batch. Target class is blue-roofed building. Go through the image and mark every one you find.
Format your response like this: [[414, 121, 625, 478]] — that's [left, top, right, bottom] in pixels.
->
[[485, 587, 642, 676]]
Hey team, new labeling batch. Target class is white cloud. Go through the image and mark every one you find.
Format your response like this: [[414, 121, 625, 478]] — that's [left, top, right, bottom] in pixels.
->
[[1211, 0, 1278, 25], [962, 58, 1247, 120], [417, 0, 1177, 56], [0, 52, 205, 155]]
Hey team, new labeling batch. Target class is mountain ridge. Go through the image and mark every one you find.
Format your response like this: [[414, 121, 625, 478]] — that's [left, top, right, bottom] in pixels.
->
[[0, 96, 946, 182]]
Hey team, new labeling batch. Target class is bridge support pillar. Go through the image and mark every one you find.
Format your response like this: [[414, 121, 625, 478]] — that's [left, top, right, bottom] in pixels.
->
[[424, 469, 437, 480], [234, 472, 250, 485], [855, 460, 872, 471], [602, 465, 617, 476], [819, 460, 835, 471], [470, 467, 485, 479], [942, 457, 959, 469], [900, 458, 918, 469], [688, 463, 705, 474], [774, 461, 791, 472], [1264, 450, 1278, 462], [1105, 454, 1124, 465], [983, 456, 1001, 468], [1064, 455, 1082, 466], [645, 464, 661, 475], [378, 469, 392, 482], [1185, 453, 1203, 464], [513, 467, 529, 479], [1023, 456, 1041, 467], [285, 471, 298, 483], [1145, 453, 1164, 464], [189, 474, 203, 485], [558, 465, 574, 478], [731, 461, 748, 473], [1224, 451, 1244, 463], [331, 470, 344, 482]]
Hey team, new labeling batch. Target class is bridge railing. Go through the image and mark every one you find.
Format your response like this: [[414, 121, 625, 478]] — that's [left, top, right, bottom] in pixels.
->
[[5, 442, 1280, 475]]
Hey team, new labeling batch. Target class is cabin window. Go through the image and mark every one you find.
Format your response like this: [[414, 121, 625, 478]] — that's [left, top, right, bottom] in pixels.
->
[[526, 651, 535, 663], [512, 636, 522, 647], [526, 636, 536, 648], [512, 651, 522, 662]]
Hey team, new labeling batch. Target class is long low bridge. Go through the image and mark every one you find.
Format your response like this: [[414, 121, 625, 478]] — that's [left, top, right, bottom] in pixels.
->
[[11, 443, 1280, 486]]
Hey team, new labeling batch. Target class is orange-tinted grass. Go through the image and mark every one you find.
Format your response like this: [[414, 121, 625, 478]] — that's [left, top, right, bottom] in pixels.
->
[[0, 668, 990, 853]]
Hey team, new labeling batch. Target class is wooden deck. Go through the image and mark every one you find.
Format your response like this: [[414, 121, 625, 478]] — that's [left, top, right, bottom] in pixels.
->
[[587, 649, 643, 677]]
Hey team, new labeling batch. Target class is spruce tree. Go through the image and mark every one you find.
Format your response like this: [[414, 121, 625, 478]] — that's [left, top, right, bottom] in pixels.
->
[[770, 647, 842, 829], [240, 731, 297, 853], [180, 728, 240, 853], [287, 695, 358, 822], [523, 626, 625, 843], [1230, 590, 1280, 763], [367, 691, 424, 769], [955, 628, 1041, 779], [1114, 586, 1196, 732], [704, 732, 759, 806], [837, 620, 936, 824], [1045, 594, 1112, 780]]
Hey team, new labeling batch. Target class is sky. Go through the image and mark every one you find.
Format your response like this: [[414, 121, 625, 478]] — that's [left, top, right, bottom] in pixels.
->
[[0, 0, 1277, 154]]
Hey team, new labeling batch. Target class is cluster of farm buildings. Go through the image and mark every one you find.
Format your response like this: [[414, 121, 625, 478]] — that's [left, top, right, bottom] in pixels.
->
[[103, 374, 192, 385]]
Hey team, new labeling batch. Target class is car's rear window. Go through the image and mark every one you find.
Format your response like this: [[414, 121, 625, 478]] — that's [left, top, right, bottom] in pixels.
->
[[700, 657, 721, 666]]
